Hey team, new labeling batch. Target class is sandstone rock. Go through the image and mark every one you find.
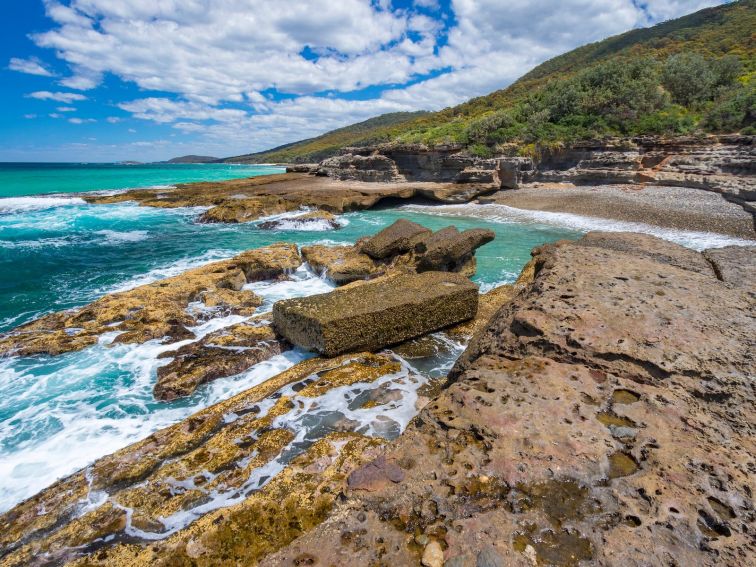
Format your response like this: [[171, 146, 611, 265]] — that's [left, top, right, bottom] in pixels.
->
[[258, 210, 340, 230], [703, 245, 756, 290], [0, 243, 300, 358], [302, 244, 383, 285], [154, 321, 289, 401], [361, 218, 431, 259], [265, 233, 755, 567], [198, 196, 292, 223], [574, 231, 715, 275], [272, 272, 478, 356], [416, 227, 495, 273], [422, 540, 444, 567]]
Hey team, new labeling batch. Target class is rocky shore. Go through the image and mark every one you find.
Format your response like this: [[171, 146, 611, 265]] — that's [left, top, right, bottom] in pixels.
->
[[79, 135, 755, 241], [1, 229, 753, 566]]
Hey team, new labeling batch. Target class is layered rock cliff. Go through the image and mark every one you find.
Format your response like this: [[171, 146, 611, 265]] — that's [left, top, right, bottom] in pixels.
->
[[315, 135, 756, 217]]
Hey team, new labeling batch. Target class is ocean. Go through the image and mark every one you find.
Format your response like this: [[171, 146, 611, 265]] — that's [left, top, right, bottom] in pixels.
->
[[0, 163, 750, 513]]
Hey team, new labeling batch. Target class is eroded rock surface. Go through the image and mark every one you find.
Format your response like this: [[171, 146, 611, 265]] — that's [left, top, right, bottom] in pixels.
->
[[273, 271, 479, 356], [0, 243, 301, 358], [0, 353, 415, 567], [266, 233, 755, 567]]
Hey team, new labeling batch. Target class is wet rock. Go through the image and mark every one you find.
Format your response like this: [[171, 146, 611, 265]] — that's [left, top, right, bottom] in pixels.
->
[[416, 227, 495, 273], [703, 245, 756, 289], [258, 210, 341, 230], [0, 243, 300, 358], [302, 244, 383, 285], [361, 219, 431, 259], [85, 172, 498, 224], [0, 353, 399, 566], [198, 196, 292, 223], [154, 322, 289, 400], [272, 271, 478, 356]]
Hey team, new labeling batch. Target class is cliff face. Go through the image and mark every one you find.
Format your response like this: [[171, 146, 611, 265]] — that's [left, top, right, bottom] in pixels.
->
[[316, 135, 756, 213]]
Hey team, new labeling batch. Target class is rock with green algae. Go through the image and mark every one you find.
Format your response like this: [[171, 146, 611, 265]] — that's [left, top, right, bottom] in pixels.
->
[[0, 242, 300, 358], [272, 271, 479, 356], [0, 353, 402, 567], [153, 319, 290, 401]]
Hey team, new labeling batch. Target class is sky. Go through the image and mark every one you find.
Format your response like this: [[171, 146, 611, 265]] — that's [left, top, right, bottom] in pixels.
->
[[0, 0, 730, 162]]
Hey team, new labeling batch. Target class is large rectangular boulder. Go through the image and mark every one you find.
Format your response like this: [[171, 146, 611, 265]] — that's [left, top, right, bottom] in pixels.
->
[[272, 272, 479, 356]]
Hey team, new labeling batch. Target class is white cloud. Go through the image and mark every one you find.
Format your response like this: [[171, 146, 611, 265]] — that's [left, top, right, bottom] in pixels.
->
[[8, 57, 54, 76], [56, 106, 76, 112], [68, 117, 96, 124], [106, 116, 122, 123], [24, 114, 37, 119], [28, 91, 87, 103], [9, 0, 729, 161]]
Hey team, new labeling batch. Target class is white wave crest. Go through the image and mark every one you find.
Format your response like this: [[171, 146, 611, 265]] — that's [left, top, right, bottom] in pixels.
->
[[0, 196, 86, 213], [401, 203, 756, 251]]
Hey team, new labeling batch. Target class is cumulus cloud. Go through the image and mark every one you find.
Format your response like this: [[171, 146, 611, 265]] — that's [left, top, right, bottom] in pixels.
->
[[8, 57, 54, 76], [13, 0, 729, 158], [56, 106, 76, 112], [28, 91, 87, 103], [68, 117, 96, 124]]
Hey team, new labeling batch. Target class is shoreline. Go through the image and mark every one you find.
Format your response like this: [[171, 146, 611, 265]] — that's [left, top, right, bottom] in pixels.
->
[[481, 183, 755, 239]]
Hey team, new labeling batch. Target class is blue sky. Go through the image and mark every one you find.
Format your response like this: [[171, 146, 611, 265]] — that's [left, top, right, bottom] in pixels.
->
[[0, 0, 729, 162]]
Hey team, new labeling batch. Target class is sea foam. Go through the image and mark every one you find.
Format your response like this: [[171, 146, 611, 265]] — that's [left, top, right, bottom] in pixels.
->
[[401, 203, 756, 251]]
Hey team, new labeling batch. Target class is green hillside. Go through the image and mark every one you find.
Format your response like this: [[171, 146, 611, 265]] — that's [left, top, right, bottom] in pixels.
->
[[223, 111, 429, 163], [227, 1, 755, 163]]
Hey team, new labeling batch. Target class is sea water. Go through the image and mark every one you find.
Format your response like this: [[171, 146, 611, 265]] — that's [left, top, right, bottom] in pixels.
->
[[1, 165, 752, 514]]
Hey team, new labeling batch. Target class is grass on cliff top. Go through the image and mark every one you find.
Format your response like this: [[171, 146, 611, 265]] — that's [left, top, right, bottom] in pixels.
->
[[230, 1, 755, 163]]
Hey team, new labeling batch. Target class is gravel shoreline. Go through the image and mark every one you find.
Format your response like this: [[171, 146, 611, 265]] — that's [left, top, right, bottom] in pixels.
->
[[483, 183, 755, 239]]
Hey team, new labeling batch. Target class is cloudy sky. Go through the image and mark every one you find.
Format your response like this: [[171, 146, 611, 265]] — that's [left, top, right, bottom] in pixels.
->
[[1, 0, 729, 162]]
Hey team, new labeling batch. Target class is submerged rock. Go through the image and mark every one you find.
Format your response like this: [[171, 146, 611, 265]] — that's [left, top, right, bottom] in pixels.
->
[[0, 243, 301, 358], [267, 233, 755, 566], [273, 271, 479, 356]]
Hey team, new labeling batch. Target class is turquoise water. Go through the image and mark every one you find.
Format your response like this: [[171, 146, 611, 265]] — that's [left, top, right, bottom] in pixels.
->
[[2, 164, 748, 515], [0, 162, 284, 197]]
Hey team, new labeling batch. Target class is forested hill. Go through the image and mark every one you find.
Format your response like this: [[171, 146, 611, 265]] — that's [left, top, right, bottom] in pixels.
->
[[226, 0, 755, 163], [222, 111, 429, 164]]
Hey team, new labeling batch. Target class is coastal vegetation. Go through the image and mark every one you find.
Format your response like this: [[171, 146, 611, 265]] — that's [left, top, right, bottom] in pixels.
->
[[223, 111, 429, 164], [235, 0, 755, 163]]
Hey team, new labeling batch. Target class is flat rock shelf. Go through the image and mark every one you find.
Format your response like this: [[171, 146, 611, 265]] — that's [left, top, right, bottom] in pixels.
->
[[272, 271, 479, 356]]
